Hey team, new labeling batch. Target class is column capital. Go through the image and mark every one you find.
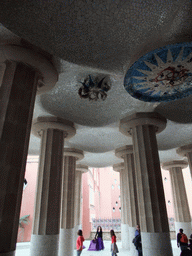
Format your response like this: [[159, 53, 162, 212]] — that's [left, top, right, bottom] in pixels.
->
[[115, 145, 133, 159], [162, 160, 188, 170], [64, 148, 84, 161], [176, 144, 192, 156], [119, 112, 167, 136], [76, 164, 89, 173], [0, 45, 58, 94], [32, 116, 76, 139], [113, 162, 124, 172]]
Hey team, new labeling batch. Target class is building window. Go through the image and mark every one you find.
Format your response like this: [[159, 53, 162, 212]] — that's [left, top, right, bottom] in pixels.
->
[[113, 207, 115, 212], [164, 177, 168, 182], [119, 196, 121, 201], [168, 200, 171, 205], [118, 185, 120, 189], [116, 201, 118, 206], [112, 185, 114, 189], [114, 179, 117, 184], [119, 207, 121, 212]]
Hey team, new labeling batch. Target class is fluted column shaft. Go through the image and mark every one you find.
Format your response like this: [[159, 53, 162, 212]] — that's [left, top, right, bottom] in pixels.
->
[[61, 156, 76, 229], [113, 163, 129, 249], [30, 118, 75, 256], [73, 171, 82, 249], [162, 161, 191, 237], [115, 146, 139, 252], [30, 128, 65, 256], [73, 165, 88, 248], [170, 167, 190, 223], [0, 45, 57, 256], [119, 169, 125, 224], [124, 153, 139, 228], [132, 125, 169, 233], [121, 168, 129, 225], [124, 153, 139, 253], [120, 113, 173, 256], [59, 149, 84, 256], [74, 171, 82, 227], [0, 62, 39, 256]]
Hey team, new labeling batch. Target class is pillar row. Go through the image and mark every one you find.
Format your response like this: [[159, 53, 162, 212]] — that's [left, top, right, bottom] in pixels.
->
[[30, 117, 76, 256], [120, 112, 173, 256], [162, 160, 191, 237], [177, 144, 192, 179], [115, 145, 139, 252], [74, 164, 89, 248], [59, 149, 84, 256], [0, 45, 57, 256]]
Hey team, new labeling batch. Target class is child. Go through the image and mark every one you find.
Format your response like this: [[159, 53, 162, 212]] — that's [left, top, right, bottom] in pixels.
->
[[76, 229, 84, 256], [110, 229, 118, 256]]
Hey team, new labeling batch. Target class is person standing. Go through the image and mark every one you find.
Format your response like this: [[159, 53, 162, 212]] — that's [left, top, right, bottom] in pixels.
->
[[95, 226, 104, 250], [110, 229, 119, 256], [134, 224, 142, 256], [177, 228, 188, 252], [88, 226, 104, 251], [76, 229, 84, 256]]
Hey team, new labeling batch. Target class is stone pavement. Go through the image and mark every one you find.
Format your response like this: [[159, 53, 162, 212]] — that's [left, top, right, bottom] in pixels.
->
[[16, 239, 180, 256]]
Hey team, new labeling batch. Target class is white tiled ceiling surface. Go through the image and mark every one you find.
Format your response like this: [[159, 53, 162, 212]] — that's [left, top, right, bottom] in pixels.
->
[[1, 0, 192, 167]]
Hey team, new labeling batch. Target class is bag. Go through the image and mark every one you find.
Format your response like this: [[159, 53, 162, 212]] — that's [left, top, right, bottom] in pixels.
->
[[134, 235, 141, 249], [180, 234, 188, 243], [132, 237, 136, 244], [111, 243, 119, 254], [114, 243, 119, 253]]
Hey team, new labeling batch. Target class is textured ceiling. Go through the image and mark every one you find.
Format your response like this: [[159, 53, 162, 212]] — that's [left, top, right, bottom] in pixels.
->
[[1, 0, 192, 72], [0, 0, 192, 167]]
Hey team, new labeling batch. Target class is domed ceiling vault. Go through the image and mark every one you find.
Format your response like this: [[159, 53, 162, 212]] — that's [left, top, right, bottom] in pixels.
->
[[1, 0, 192, 167]]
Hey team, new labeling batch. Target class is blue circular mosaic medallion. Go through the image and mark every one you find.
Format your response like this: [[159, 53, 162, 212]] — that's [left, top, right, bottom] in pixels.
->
[[124, 42, 192, 102]]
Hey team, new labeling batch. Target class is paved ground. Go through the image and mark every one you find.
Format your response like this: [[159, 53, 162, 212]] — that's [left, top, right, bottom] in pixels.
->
[[16, 239, 181, 256]]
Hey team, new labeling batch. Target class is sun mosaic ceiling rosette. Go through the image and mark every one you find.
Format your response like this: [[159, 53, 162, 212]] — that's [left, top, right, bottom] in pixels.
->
[[124, 42, 192, 102]]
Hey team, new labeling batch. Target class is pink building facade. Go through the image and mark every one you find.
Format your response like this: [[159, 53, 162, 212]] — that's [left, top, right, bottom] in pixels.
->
[[82, 167, 121, 236], [17, 157, 38, 242]]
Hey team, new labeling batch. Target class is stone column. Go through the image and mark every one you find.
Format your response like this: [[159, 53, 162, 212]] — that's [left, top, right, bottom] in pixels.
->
[[59, 149, 84, 256], [119, 112, 172, 256], [74, 164, 89, 248], [115, 145, 139, 253], [30, 117, 76, 256], [0, 45, 57, 256], [113, 163, 129, 250], [177, 144, 192, 179], [162, 160, 191, 237]]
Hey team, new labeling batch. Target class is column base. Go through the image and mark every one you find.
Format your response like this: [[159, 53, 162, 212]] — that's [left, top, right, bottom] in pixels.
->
[[129, 226, 137, 254], [121, 223, 130, 250], [30, 234, 59, 256], [59, 228, 74, 256], [175, 221, 192, 238], [0, 252, 15, 256], [141, 232, 173, 256]]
